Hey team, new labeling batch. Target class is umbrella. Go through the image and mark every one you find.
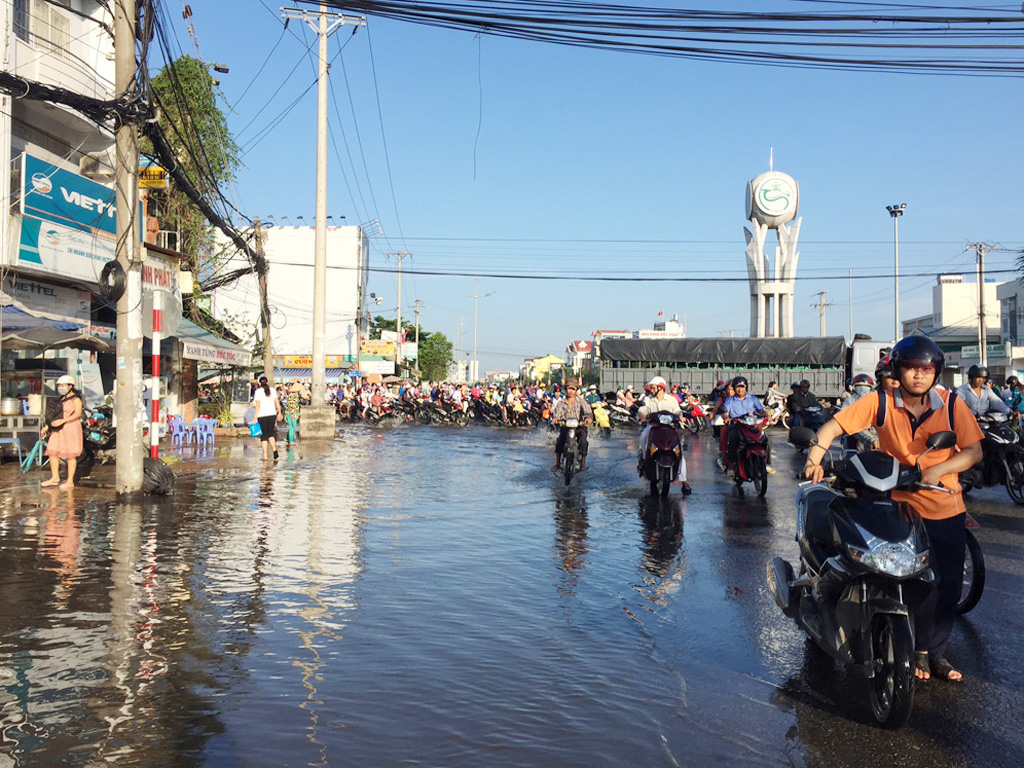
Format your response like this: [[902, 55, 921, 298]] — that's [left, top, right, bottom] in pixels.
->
[[0, 326, 114, 353]]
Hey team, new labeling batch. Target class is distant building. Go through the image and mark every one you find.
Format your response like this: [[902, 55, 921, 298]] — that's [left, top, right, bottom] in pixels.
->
[[636, 313, 686, 340], [564, 340, 592, 373], [590, 330, 631, 370], [521, 354, 564, 382]]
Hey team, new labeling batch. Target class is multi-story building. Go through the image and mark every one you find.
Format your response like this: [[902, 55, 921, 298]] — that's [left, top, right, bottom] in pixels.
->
[[211, 225, 369, 381]]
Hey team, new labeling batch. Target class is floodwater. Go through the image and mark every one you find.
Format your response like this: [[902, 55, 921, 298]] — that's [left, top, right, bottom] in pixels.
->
[[1, 423, 1023, 766]]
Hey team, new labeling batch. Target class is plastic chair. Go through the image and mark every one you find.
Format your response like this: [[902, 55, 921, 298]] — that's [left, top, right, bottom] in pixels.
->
[[169, 420, 186, 446], [192, 419, 214, 447]]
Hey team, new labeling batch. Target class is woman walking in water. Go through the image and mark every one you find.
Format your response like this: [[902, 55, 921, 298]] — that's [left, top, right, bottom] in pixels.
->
[[41, 375, 83, 489], [251, 375, 284, 460]]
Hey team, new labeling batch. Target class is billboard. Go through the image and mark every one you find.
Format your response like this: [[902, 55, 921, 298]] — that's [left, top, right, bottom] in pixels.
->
[[17, 153, 141, 284]]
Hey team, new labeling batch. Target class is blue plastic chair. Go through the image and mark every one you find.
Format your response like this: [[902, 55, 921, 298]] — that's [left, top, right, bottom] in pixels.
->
[[0, 437, 22, 465]]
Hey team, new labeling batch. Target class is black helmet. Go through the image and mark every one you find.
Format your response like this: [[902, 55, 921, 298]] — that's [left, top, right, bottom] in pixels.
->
[[790, 382, 800, 390], [732, 376, 748, 388], [890, 336, 944, 385], [966, 365, 989, 380], [1007, 376, 1020, 388], [799, 379, 810, 388]]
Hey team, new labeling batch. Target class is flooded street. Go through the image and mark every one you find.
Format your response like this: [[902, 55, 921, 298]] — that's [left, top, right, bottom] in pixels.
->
[[1, 424, 1023, 766]]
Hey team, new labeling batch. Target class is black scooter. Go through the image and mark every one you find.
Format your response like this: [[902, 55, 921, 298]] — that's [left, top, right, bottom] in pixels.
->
[[959, 412, 1024, 505], [768, 427, 956, 728]]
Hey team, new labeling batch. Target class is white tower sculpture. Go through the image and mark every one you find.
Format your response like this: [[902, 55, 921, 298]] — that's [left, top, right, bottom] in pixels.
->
[[744, 159, 801, 337]]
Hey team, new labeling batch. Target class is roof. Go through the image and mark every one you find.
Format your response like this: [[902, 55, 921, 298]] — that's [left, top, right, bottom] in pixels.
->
[[601, 337, 848, 366], [569, 340, 592, 352]]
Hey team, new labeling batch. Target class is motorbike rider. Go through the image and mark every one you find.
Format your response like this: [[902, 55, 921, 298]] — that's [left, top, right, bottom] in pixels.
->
[[722, 376, 774, 475], [876, 356, 898, 392], [551, 379, 593, 472], [637, 376, 691, 494], [955, 365, 1010, 419], [787, 379, 819, 428], [838, 373, 879, 451], [804, 335, 983, 683]]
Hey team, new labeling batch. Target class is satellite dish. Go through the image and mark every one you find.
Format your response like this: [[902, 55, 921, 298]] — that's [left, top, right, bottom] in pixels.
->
[[142, 288, 182, 338]]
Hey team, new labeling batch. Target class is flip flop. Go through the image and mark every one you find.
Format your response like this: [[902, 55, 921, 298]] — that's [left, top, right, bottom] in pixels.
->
[[914, 652, 931, 682], [40, 479, 59, 488], [931, 657, 963, 682]]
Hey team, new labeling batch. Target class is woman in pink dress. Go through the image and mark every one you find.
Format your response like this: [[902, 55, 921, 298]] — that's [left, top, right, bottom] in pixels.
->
[[41, 375, 84, 489]]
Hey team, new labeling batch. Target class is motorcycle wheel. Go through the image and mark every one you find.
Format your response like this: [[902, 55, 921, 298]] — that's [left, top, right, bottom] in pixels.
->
[[1004, 453, 1024, 505], [75, 444, 96, 481], [751, 455, 768, 497], [563, 450, 575, 486], [869, 614, 915, 729], [685, 417, 699, 435], [430, 412, 445, 425], [659, 465, 671, 497], [454, 412, 469, 428], [958, 528, 986, 615], [781, 412, 790, 430]]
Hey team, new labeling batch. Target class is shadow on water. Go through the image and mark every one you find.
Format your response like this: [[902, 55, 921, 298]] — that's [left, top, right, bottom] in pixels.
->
[[552, 490, 589, 598], [636, 495, 685, 579]]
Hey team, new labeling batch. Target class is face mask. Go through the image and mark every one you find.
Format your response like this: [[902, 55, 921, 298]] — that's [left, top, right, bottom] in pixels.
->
[[854, 385, 871, 396], [57, 386, 70, 395]]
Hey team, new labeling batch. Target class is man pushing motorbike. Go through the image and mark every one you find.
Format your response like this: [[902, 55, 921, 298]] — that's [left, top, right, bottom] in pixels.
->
[[551, 379, 593, 472], [803, 336, 983, 683]]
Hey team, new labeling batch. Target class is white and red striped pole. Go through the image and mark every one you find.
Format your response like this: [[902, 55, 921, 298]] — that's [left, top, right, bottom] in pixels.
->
[[150, 290, 161, 459]]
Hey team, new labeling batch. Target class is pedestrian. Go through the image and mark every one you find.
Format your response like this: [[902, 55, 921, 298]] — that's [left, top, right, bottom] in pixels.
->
[[252, 375, 283, 460], [285, 381, 302, 443], [40, 375, 84, 489]]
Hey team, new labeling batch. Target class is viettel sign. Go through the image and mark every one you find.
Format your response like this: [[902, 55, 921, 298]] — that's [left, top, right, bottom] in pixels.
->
[[22, 153, 119, 235]]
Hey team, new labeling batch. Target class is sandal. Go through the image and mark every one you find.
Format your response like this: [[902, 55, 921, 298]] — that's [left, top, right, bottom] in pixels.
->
[[930, 657, 963, 682], [680, 482, 692, 495], [914, 652, 931, 682]]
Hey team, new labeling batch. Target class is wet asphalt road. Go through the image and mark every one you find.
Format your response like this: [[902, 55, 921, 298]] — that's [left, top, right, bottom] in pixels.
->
[[0, 421, 1022, 766]]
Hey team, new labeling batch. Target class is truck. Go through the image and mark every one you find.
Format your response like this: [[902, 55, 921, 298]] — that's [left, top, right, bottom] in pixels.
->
[[599, 335, 891, 399]]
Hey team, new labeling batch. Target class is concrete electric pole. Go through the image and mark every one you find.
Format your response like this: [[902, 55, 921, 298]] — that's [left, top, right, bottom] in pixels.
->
[[282, 4, 364, 437], [469, 280, 494, 384], [254, 218, 274, 385], [971, 242, 994, 367], [413, 299, 423, 378], [813, 291, 833, 338], [114, 0, 144, 493]]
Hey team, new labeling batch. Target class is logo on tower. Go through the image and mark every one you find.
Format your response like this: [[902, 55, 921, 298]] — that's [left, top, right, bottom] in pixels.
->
[[755, 177, 795, 217]]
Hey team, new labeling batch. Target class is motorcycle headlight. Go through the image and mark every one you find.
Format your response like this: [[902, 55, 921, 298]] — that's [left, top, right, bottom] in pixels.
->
[[847, 541, 928, 577]]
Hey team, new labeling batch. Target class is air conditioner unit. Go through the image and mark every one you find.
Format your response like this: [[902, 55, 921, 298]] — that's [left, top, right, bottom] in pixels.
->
[[80, 151, 115, 180]]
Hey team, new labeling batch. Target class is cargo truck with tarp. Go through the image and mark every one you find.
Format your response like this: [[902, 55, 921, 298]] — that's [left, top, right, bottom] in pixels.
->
[[599, 336, 889, 398]]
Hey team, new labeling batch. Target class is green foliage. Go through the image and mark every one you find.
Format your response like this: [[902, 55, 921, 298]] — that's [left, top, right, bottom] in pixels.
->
[[141, 55, 241, 321], [418, 331, 453, 381]]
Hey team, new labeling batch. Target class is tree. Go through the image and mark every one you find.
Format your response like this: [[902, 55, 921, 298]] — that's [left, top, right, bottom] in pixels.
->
[[418, 332, 454, 381], [141, 55, 241, 326]]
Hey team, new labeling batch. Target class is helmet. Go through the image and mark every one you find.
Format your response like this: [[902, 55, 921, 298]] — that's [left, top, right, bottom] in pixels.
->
[[890, 336, 944, 385], [966, 365, 989, 380], [875, 354, 893, 379], [790, 382, 800, 390], [1007, 376, 1020, 388], [588, 384, 597, 391], [850, 373, 875, 388], [56, 375, 75, 386], [799, 379, 810, 388], [649, 376, 668, 389], [731, 376, 748, 388]]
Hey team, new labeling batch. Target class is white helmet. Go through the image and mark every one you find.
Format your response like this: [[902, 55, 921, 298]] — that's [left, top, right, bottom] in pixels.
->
[[649, 376, 667, 389], [56, 375, 75, 386]]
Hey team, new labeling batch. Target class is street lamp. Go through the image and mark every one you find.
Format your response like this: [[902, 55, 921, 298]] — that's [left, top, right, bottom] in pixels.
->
[[886, 203, 906, 341]]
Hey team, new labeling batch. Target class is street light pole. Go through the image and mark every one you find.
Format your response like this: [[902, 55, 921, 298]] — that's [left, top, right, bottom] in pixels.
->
[[886, 203, 906, 342], [469, 280, 495, 383]]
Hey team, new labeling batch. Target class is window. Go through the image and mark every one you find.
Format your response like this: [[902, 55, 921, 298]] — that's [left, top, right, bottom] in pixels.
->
[[14, 0, 30, 41]]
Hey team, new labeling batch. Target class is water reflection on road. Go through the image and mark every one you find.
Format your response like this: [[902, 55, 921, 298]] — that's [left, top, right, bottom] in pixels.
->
[[0, 424, 1022, 766]]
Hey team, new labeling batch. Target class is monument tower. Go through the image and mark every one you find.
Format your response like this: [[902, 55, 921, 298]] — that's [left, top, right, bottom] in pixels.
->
[[744, 152, 801, 337]]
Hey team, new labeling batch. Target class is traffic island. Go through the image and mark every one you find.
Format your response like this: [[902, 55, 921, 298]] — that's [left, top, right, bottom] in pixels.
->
[[299, 406, 337, 439]]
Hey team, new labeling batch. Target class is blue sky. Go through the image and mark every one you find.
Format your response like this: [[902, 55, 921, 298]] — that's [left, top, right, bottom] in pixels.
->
[[181, 1, 1024, 373]]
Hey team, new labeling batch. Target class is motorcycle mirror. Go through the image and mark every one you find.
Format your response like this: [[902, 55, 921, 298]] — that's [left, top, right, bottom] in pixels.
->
[[788, 426, 817, 448], [925, 431, 957, 451]]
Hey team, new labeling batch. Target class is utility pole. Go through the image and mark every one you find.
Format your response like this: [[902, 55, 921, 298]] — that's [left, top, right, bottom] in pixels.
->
[[413, 299, 423, 378], [283, 4, 364, 436], [387, 252, 411, 374], [971, 242, 994, 367], [886, 204, 906, 342], [469, 280, 495, 384], [115, 0, 144, 493], [254, 218, 273, 384], [812, 291, 833, 338]]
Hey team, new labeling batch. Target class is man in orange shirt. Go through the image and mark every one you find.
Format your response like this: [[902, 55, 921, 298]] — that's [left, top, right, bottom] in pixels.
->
[[804, 336, 983, 683]]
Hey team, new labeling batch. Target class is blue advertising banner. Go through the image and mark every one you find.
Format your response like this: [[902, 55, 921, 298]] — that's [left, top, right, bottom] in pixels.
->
[[21, 153, 118, 235]]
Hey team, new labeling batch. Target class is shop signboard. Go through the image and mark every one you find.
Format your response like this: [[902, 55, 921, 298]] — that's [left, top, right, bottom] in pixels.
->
[[16, 153, 142, 285], [182, 340, 252, 367], [2, 275, 90, 324], [360, 359, 395, 375], [360, 339, 395, 357], [284, 355, 342, 367]]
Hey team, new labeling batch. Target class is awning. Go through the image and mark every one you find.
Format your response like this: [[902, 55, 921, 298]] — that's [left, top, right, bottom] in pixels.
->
[[175, 318, 252, 367], [273, 367, 349, 381], [0, 305, 84, 332]]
